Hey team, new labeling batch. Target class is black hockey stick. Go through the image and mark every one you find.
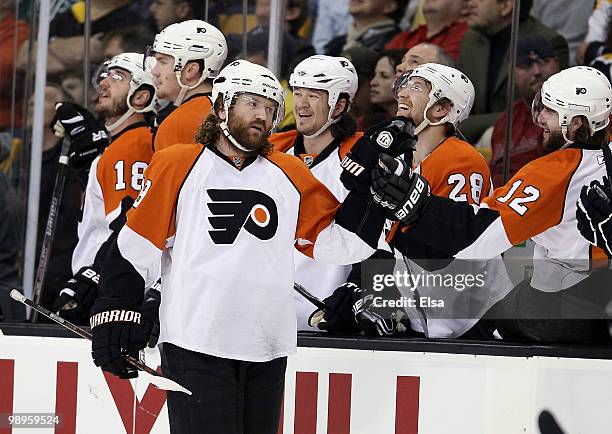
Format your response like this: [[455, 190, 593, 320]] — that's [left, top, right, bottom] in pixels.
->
[[31, 137, 71, 322], [10, 289, 192, 395], [538, 410, 566, 434], [293, 283, 329, 310]]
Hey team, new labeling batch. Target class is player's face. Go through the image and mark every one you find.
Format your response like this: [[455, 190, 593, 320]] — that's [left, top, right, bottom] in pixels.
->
[[536, 106, 566, 151], [395, 76, 431, 125], [370, 56, 396, 106], [95, 67, 130, 119], [293, 87, 331, 136], [151, 52, 181, 101], [227, 93, 276, 151]]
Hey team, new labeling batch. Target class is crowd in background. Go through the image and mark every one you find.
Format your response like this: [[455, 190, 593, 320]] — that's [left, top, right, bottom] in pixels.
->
[[1, 0, 612, 327]]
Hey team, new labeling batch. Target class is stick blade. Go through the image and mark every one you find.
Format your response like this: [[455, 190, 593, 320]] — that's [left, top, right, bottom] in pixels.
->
[[140, 370, 192, 395], [10, 289, 26, 303]]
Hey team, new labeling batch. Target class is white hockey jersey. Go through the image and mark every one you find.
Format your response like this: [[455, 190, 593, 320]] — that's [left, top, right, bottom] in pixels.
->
[[113, 143, 379, 362], [270, 130, 363, 330]]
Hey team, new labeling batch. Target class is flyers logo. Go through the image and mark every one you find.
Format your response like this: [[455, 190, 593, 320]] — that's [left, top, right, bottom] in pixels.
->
[[207, 189, 278, 244]]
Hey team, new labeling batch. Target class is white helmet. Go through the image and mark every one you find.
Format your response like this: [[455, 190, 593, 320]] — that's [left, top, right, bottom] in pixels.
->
[[152, 20, 227, 105], [533, 66, 612, 146], [394, 63, 475, 135], [212, 60, 285, 152], [289, 55, 358, 138], [97, 52, 156, 131]]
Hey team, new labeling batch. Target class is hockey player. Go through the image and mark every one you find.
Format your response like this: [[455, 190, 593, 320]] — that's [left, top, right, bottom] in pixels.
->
[[53, 53, 156, 323], [312, 63, 513, 338], [269, 55, 363, 330], [370, 66, 612, 342], [89, 60, 399, 433], [147, 19, 227, 151]]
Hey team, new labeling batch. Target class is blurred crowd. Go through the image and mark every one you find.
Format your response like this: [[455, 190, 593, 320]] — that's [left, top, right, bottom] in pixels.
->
[[0, 0, 611, 334]]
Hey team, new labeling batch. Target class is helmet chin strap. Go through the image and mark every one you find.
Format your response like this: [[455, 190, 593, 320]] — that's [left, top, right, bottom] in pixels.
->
[[302, 107, 341, 139], [105, 107, 135, 133], [174, 69, 208, 106], [220, 119, 251, 153], [560, 125, 573, 149]]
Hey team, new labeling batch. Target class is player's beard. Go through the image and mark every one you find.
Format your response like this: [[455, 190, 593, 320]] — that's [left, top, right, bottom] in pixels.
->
[[228, 116, 272, 155], [542, 129, 567, 153], [96, 96, 129, 120]]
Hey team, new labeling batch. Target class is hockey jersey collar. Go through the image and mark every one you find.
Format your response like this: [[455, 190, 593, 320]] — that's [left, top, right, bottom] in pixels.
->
[[111, 121, 149, 142], [207, 142, 258, 171], [291, 133, 342, 169], [182, 92, 212, 105]]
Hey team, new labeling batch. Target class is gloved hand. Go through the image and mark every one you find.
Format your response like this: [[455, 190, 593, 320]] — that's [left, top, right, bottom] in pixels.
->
[[308, 282, 360, 333], [50, 102, 109, 168], [141, 281, 161, 348], [341, 117, 417, 192], [53, 266, 100, 322], [371, 153, 431, 225], [90, 297, 146, 379], [577, 177, 612, 257]]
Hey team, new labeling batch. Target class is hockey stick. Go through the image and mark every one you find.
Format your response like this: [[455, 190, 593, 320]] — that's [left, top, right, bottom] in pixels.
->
[[10, 289, 192, 395], [538, 410, 566, 434], [31, 137, 71, 322], [602, 141, 612, 192], [293, 283, 329, 310]]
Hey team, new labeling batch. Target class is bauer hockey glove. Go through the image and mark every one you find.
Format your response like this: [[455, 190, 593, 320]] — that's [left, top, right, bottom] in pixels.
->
[[90, 297, 146, 379], [53, 266, 100, 322], [51, 102, 109, 168], [371, 153, 431, 226], [309, 282, 361, 333], [141, 281, 161, 348], [340, 116, 417, 193], [577, 177, 612, 257]]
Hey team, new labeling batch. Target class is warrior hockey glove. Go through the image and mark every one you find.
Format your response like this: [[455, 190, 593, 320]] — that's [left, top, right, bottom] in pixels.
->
[[141, 281, 161, 348], [51, 102, 109, 168], [309, 282, 361, 333], [90, 297, 146, 379], [371, 153, 430, 226], [340, 116, 417, 193], [577, 177, 612, 257], [53, 266, 100, 322]]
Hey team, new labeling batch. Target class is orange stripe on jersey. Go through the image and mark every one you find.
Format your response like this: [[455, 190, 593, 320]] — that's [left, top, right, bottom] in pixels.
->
[[590, 245, 610, 270], [154, 95, 212, 152], [338, 133, 364, 160], [126, 143, 205, 250], [266, 150, 340, 258], [97, 125, 153, 217], [270, 130, 299, 153], [482, 148, 582, 246], [420, 137, 492, 204]]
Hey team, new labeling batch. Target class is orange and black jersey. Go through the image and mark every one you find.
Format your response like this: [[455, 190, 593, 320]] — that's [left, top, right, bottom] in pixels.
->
[[395, 143, 612, 291], [72, 122, 154, 272], [153, 93, 212, 152]]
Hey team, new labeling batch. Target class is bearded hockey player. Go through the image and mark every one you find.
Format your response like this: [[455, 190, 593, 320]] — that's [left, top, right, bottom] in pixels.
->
[[312, 63, 513, 338], [371, 66, 612, 342], [89, 60, 402, 433], [148, 19, 227, 151], [53, 53, 156, 324]]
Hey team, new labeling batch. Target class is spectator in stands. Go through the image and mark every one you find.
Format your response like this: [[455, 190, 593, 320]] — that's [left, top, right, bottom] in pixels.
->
[[359, 49, 404, 130], [489, 34, 559, 187], [101, 26, 155, 60], [256, 0, 312, 39], [325, 0, 408, 56], [457, 0, 569, 143], [312, 0, 352, 54], [149, 0, 206, 32], [17, 0, 144, 75], [0, 2, 28, 130], [341, 45, 379, 122], [26, 83, 87, 312], [394, 42, 455, 78], [58, 69, 86, 106], [385, 0, 469, 60], [577, 0, 612, 65]]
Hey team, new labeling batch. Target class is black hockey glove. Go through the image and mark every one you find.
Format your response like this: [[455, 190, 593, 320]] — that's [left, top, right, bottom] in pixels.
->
[[90, 297, 146, 379], [141, 281, 161, 348], [308, 282, 361, 333], [50, 102, 109, 168], [371, 153, 431, 226], [53, 266, 100, 322], [577, 177, 612, 257], [340, 116, 417, 193]]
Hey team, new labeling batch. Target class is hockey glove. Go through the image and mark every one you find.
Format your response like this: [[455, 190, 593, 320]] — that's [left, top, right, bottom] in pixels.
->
[[141, 281, 161, 348], [577, 177, 612, 257], [309, 282, 361, 333], [371, 153, 431, 226], [90, 297, 146, 379], [340, 116, 417, 193], [53, 266, 100, 322], [51, 102, 109, 168]]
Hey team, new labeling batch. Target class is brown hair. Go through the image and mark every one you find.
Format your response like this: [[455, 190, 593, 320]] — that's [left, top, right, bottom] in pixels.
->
[[573, 117, 609, 148]]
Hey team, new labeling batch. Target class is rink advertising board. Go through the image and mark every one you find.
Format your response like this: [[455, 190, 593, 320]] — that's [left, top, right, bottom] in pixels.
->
[[1, 333, 612, 433]]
